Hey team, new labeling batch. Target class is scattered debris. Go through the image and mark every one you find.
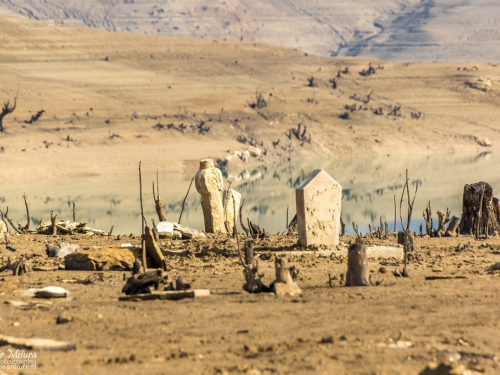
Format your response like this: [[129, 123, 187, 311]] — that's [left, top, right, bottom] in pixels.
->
[[0, 335, 76, 351], [45, 242, 79, 258]]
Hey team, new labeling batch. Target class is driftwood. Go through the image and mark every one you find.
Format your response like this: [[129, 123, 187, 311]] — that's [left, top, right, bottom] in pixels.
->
[[0, 257, 31, 276], [459, 182, 500, 237], [239, 199, 250, 237], [119, 289, 210, 301], [272, 255, 301, 295], [122, 269, 168, 295], [345, 237, 370, 286], [143, 226, 167, 270], [50, 211, 58, 235]]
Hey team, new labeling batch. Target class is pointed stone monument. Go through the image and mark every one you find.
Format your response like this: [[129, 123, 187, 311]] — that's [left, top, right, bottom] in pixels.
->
[[296, 169, 342, 248], [195, 159, 226, 233]]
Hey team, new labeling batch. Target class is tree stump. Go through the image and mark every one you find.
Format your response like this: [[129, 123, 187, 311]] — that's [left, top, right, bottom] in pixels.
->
[[458, 182, 500, 236], [272, 255, 301, 295], [240, 239, 269, 293], [445, 216, 460, 237], [397, 231, 417, 251], [345, 237, 371, 286]]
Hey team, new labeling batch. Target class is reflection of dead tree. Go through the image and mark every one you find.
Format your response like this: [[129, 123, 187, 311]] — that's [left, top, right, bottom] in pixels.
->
[[152, 172, 167, 222], [0, 95, 17, 133]]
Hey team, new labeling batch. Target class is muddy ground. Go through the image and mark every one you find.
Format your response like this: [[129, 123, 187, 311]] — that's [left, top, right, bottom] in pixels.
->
[[0, 233, 500, 375]]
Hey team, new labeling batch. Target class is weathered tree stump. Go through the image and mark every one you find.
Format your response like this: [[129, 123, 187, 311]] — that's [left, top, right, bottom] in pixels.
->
[[239, 239, 269, 293], [397, 231, 417, 251], [459, 182, 500, 236], [272, 255, 301, 295], [345, 237, 371, 286], [444, 216, 460, 237]]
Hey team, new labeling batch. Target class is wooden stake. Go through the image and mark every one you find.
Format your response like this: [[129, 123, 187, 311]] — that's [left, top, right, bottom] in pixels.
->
[[152, 172, 167, 222], [72, 202, 76, 222], [178, 176, 194, 224], [22, 193, 30, 232], [139, 161, 147, 273]]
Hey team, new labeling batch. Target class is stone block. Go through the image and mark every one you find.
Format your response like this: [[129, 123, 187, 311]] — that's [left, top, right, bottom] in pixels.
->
[[157, 221, 174, 238], [296, 169, 342, 248], [195, 159, 226, 233]]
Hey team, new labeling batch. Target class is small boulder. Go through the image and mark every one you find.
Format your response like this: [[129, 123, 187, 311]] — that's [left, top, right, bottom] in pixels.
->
[[65, 247, 142, 271]]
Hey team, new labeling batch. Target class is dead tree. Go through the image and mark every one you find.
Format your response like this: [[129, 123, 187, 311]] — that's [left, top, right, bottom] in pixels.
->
[[0, 257, 31, 276], [399, 169, 418, 277], [422, 201, 433, 236], [50, 211, 58, 235], [24, 110, 45, 124], [152, 173, 167, 222], [435, 208, 450, 237], [459, 182, 500, 237], [0, 96, 17, 133], [306, 76, 318, 87], [345, 237, 371, 286], [238, 239, 269, 293], [0, 207, 23, 235], [18, 194, 30, 233]]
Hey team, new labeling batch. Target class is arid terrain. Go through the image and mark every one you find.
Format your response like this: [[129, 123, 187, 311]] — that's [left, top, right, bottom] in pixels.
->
[[1, 234, 500, 375], [0, 14, 499, 183], [1, 6, 500, 375]]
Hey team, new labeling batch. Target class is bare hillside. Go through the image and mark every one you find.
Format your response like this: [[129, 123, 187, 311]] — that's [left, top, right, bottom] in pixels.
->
[[0, 14, 499, 182], [1, 0, 500, 62]]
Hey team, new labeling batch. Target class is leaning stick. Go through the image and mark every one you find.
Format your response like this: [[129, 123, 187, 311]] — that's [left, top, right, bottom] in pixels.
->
[[178, 176, 195, 224], [239, 199, 249, 236], [139, 161, 147, 272], [22, 193, 30, 232]]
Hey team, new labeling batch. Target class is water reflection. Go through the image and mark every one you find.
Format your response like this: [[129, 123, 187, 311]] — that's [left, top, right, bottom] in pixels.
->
[[2, 153, 499, 235]]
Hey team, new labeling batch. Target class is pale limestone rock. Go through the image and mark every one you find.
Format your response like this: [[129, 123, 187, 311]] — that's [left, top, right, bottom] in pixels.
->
[[195, 159, 226, 233], [223, 188, 242, 233], [0, 220, 6, 233], [296, 170, 342, 248]]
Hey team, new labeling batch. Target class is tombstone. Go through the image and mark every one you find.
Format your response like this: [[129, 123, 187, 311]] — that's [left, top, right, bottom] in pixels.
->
[[195, 159, 226, 233], [296, 169, 342, 248], [223, 189, 241, 233]]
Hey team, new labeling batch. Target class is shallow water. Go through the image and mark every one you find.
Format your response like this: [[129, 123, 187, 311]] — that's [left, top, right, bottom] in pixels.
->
[[2, 152, 499, 236]]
